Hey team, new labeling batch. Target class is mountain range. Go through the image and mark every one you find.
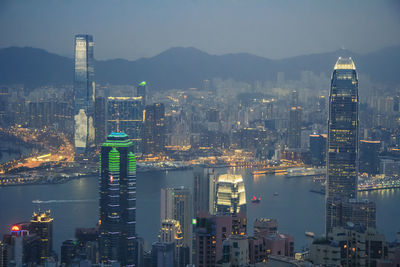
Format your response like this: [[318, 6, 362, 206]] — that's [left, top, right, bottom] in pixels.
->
[[0, 45, 399, 90]]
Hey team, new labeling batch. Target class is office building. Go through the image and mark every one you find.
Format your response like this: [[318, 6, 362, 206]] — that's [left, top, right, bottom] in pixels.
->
[[107, 96, 143, 153], [159, 220, 189, 267], [221, 235, 249, 266], [137, 81, 147, 106], [215, 174, 246, 215], [4, 224, 41, 266], [289, 106, 302, 149], [193, 167, 216, 216], [326, 57, 359, 233], [94, 96, 107, 145], [61, 240, 78, 266], [160, 187, 192, 252], [151, 242, 175, 267], [74, 34, 95, 155], [29, 211, 53, 264], [359, 140, 380, 175], [327, 198, 376, 231], [310, 134, 327, 166], [310, 225, 388, 267], [99, 132, 137, 266], [143, 103, 165, 155]]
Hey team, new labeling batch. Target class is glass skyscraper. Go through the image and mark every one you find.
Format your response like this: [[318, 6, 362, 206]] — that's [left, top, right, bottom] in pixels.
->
[[326, 57, 359, 233], [74, 34, 95, 155], [99, 132, 137, 266], [107, 97, 143, 154]]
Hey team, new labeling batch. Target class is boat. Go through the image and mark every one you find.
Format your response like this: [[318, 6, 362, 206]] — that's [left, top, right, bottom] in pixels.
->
[[305, 231, 315, 238], [251, 196, 261, 203], [273, 192, 279, 196]]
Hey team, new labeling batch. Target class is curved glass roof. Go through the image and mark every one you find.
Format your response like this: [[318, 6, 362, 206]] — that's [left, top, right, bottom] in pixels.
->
[[334, 57, 356, 70]]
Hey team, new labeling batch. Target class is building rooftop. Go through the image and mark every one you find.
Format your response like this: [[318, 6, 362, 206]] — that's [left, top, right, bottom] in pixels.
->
[[217, 173, 243, 184], [334, 57, 356, 70]]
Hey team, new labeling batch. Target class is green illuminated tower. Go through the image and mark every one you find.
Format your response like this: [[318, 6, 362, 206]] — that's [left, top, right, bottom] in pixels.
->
[[99, 132, 137, 266]]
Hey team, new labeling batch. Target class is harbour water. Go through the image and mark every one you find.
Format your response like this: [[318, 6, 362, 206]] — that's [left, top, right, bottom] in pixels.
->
[[0, 168, 399, 255]]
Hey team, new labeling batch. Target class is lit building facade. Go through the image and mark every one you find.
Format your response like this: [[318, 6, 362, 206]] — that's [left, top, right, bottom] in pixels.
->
[[74, 34, 95, 155], [137, 81, 147, 106], [99, 132, 137, 266], [326, 57, 359, 233], [215, 174, 246, 215], [107, 97, 144, 153], [159, 220, 189, 267], [29, 211, 53, 264], [160, 187, 192, 254]]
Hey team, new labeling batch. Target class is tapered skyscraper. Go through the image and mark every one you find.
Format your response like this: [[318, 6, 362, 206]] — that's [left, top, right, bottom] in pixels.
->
[[74, 34, 95, 155], [99, 132, 137, 266], [326, 57, 359, 233]]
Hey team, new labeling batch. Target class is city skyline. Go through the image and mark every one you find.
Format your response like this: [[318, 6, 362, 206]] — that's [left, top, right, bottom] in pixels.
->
[[1, 2, 400, 265]]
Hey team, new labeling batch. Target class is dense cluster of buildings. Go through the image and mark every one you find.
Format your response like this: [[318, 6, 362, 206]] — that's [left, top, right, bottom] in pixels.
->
[[1, 34, 400, 267]]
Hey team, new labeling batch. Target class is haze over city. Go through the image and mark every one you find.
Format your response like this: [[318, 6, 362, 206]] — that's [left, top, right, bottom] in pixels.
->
[[0, 1, 400, 267], [1, 0, 400, 60]]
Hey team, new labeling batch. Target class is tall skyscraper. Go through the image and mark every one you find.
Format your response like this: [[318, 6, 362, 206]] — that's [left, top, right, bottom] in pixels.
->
[[143, 103, 165, 155], [29, 211, 54, 264], [74, 34, 95, 155], [107, 97, 144, 153], [288, 106, 302, 149], [193, 167, 216, 216], [326, 57, 359, 233], [99, 132, 137, 266], [137, 81, 147, 106], [288, 90, 302, 149], [215, 174, 246, 215], [160, 187, 193, 252], [94, 96, 106, 145]]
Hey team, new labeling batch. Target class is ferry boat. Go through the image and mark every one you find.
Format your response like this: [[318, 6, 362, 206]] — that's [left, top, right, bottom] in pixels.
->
[[305, 231, 315, 238], [251, 196, 261, 203]]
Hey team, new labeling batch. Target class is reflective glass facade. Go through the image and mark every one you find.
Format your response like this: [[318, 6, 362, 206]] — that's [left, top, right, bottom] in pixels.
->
[[326, 57, 359, 233], [74, 34, 95, 154], [107, 97, 143, 154]]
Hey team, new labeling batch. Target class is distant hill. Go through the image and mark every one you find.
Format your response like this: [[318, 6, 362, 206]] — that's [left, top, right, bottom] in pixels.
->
[[0, 45, 399, 90]]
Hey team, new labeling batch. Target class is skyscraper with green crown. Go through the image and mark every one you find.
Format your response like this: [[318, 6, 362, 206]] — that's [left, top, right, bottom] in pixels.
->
[[99, 132, 137, 266]]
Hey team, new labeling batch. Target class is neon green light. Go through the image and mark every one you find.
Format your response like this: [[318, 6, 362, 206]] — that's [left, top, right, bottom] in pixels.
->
[[139, 81, 146, 86], [192, 218, 197, 225], [128, 152, 136, 173], [109, 148, 120, 172]]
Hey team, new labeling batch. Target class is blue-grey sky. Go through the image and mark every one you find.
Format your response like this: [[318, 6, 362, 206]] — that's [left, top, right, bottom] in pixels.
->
[[0, 0, 399, 60]]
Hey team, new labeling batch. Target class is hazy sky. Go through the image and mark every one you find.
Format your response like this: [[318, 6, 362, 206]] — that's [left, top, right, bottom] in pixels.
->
[[1, 0, 399, 60]]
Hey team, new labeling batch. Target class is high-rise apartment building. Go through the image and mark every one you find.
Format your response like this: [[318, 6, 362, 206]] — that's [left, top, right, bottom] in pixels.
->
[[143, 103, 165, 155], [107, 97, 144, 153], [99, 132, 137, 266], [326, 57, 359, 233], [74, 34, 95, 155]]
